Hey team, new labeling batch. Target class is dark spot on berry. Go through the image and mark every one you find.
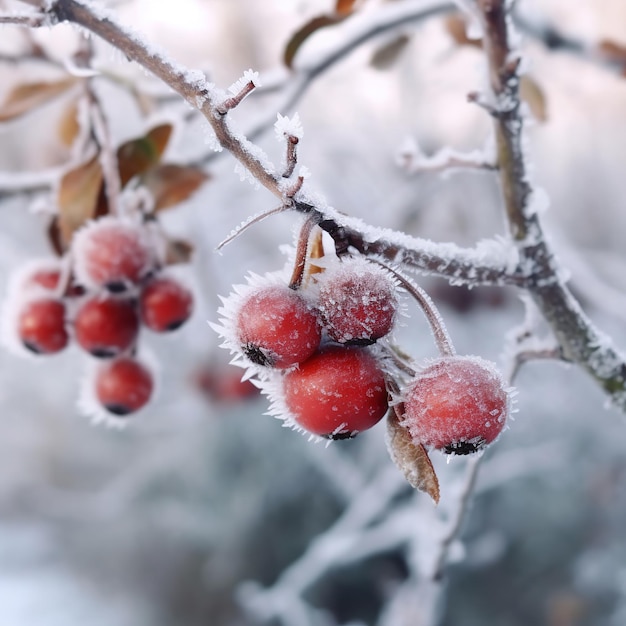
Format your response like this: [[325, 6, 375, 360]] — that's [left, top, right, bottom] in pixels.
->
[[103, 403, 132, 416], [165, 319, 184, 332], [344, 336, 376, 347], [105, 280, 129, 294], [22, 340, 43, 354], [90, 347, 119, 359], [323, 430, 358, 441], [242, 343, 275, 367], [443, 438, 486, 455]]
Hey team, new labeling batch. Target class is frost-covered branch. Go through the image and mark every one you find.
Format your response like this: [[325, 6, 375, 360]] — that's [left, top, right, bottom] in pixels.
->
[[477, 0, 626, 409], [13, 0, 524, 290], [14, 0, 626, 407]]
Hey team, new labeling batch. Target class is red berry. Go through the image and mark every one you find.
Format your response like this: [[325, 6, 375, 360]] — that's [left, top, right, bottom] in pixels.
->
[[72, 217, 152, 292], [282, 345, 388, 438], [17, 297, 69, 354], [24, 266, 85, 297], [140, 276, 193, 332], [74, 296, 139, 358], [317, 258, 398, 345], [95, 357, 154, 415], [28, 267, 61, 291], [403, 356, 509, 455], [235, 284, 321, 369]]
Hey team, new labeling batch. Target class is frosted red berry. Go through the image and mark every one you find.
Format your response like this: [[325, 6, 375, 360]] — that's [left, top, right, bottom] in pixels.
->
[[317, 259, 398, 345], [74, 296, 139, 358], [403, 356, 509, 455], [17, 297, 69, 354], [235, 284, 321, 369], [72, 218, 152, 292], [282, 345, 388, 438], [95, 357, 154, 415], [140, 276, 193, 332]]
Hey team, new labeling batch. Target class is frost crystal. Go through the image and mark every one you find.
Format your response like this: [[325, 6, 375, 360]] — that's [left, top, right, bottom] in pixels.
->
[[228, 69, 261, 96], [274, 113, 304, 141]]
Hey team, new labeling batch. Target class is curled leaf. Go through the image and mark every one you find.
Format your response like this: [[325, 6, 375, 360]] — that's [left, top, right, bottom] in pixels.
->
[[117, 123, 173, 186], [142, 164, 209, 211], [284, 15, 348, 68], [386, 408, 440, 503], [0, 78, 79, 122], [57, 154, 103, 246]]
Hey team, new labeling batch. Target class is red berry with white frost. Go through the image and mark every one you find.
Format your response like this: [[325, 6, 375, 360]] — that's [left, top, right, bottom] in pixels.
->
[[74, 296, 139, 358], [95, 356, 154, 415], [72, 217, 153, 292], [234, 284, 321, 369], [317, 258, 398, 345], [402, 356, 509, 455], [140, 276, 193, 332], [281, 345, 388, 438], [17, 297, 69, 354]]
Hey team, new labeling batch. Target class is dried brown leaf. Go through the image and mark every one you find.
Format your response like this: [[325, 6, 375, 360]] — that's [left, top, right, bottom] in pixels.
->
[[386, 409, 440, 503], [520, 75, 548, 123], [0, 78, 79, 122], [284, 15, 347, 68], [57, 98, 81, 147], [444, 14, 482, 49], [142, 164, 209, 212], [370, 35, 410, 70], [598, 39, 626, 75], [57, 154, 103, 246], [336, 0, 358, 16], [164, 238, 194, 265], [117, 123, 173, 187]]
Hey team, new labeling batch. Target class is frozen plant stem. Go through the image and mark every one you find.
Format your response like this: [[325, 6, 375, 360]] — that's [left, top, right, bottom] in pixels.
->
[[478, 0, 626, 408]]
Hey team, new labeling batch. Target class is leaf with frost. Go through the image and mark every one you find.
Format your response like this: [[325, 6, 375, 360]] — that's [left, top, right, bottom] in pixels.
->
[[386, 408, 440, 504], [0, 78, 79, 122], [57, 154, 104, 247], [142, 164, 210, 211]]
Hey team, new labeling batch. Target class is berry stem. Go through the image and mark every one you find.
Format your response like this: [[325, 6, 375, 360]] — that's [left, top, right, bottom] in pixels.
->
[[288, 217, 316, 290], [370, 260, 456, 358]]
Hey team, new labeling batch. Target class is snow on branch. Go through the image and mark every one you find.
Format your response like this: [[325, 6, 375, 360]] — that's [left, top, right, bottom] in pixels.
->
[[12, 0, 626, 411]]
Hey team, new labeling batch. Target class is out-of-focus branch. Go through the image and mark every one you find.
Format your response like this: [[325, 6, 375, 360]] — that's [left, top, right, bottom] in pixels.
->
[[515, 11, 626, 77], [477, 0, 626, 409]]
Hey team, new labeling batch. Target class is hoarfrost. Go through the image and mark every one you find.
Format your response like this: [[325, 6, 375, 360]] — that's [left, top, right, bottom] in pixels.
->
[[274, 112, 304, 141]]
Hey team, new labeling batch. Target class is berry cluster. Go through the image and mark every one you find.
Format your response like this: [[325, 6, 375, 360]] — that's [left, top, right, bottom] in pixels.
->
[[215, 256, 398, 439], [3, 216, 194, 420], [215, 241, 511, 455]]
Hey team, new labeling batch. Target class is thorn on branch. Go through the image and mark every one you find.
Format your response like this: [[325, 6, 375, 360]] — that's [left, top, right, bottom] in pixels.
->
[[216, 80, 256, 115], [467, 90, 502, 117]]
